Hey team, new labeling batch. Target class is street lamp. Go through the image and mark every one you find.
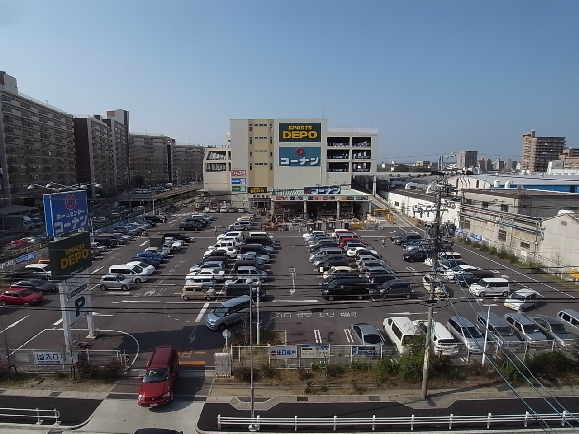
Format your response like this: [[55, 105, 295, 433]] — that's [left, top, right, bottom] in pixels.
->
[[246, 278, 257, 431]]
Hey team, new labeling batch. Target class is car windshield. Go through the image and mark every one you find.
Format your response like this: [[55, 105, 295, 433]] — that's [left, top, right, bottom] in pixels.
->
[[523, 324, 541, 334], [494, 326, 514, 336], [363, 333, 382, 345], [212, 307, 228, 317], [464, 327, 482, 338], [143, 368, 170, 383], [550, 324, 569, 334]]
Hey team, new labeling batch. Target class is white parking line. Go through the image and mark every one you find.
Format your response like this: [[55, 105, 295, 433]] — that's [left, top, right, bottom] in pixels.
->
[[0, 316, 29, 334], [344, 328, 354, 343], [273, 299, 319, 303], [195, 302, 209, 322], [313, 329, 322, 344], [52, 318, 63, 326], [91, 266, 104, 274], [139, 241, 148, 246]]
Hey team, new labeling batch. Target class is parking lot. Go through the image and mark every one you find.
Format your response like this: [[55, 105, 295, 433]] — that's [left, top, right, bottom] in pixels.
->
[[1, 205, 578, 372]]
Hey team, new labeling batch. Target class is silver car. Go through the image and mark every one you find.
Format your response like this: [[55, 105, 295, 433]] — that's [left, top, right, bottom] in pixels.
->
[[528, 315, 576, 348], [99, 274, 133, 291]]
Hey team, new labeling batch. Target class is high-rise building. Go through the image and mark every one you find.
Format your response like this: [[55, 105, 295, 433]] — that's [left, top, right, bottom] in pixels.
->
[[129, 134, 174, 186], [172, 144, 204, 182], [521, 130, 565, 173], [0, 71, 77, 207], [456, 150, 478, 169], [104, 109, 130, 192]]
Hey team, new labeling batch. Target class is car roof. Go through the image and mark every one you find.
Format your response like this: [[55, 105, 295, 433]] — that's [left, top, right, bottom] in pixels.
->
[[353, 322, 380, 334]]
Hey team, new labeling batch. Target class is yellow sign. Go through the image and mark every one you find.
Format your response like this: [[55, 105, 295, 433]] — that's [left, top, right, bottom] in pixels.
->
[[248, 187, 268, 194], [279, 123, 321, 143], [570, 268, 579, 279]]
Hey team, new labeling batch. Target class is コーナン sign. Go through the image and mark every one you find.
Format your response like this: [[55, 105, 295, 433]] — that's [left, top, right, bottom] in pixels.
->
[[279, 123, 321, 143]]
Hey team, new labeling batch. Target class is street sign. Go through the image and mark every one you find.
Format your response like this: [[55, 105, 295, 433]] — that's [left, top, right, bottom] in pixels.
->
[[43, 190, 89, 237], [59, 274, 91, 327], [34, 351, 63, 365], [231, 186, 247, 192], [231, 178, 247, 185]]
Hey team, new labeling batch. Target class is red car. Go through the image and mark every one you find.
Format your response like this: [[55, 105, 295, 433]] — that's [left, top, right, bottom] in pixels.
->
[[0, 288, 44, 306], [339, 237, 368, 249], [4, 239, 29, 250], [138, 346, 179, 407]]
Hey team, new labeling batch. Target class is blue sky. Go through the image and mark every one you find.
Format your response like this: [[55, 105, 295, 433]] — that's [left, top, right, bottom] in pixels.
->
[[2, 0, 578, 163]]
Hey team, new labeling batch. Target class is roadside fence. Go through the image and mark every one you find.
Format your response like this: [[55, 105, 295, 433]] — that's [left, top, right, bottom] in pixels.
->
[[5, 349, 125, 373]]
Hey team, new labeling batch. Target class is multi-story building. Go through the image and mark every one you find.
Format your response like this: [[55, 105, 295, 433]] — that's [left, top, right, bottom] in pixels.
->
[[203, 119, 376, 217], [0, 71, 77, 207], [128, 133, 174, 186], [73, 116, 114, 198], [104, 109, 130, 193], [478, 157, 494, 173], [521, 130, 565, 173], [456, 150, 478, 169], [172, 144, 204, 183]]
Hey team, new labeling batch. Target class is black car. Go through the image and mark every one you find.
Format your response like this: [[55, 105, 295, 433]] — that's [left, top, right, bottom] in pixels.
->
[[93, 236, 119, 248], [186, 217, 208, 227], [392, 232, 422, 246], [179, 221, 203, 231], [403, 249, 428, 262], [143, 214, 167, 223], [368, 271, 399, 285], [309, 241, 338, 253], [4, 269, 49, 282], [321, 272, 362, 285], [321, 277, 371, 301], [131, 256, 161, 268], [12, 279, 58, 294], [203, 254, 230, 265], [164, 232, 192, 243]]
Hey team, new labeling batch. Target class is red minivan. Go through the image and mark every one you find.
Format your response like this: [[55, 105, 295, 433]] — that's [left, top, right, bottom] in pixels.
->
[[137, 346, 179, 407]]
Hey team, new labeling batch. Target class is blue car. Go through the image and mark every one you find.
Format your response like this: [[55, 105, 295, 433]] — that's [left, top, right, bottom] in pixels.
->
[[136, 251, 165, 262]]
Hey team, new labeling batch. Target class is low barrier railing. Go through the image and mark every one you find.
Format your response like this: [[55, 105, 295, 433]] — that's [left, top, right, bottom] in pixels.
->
[[218, 411, 579, 431], [0, 407, 60, 425]]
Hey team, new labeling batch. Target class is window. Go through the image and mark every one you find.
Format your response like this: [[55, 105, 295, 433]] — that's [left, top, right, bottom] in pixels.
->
[[249, 138, 253, 145], [476, 180, 480, 188], [520, 241, 530, 249], [270, 163, 273, 170], [561, 221, 567, 226], [500, 204, 509, 212], [249, 164, 253, 170], [482, 202, 489, 208], [249, 151, 252, 157], [463, 219, 471, 230], [498, 230, 507, 242], [269, 151, 273, 157], [249, 125, 252, 131]]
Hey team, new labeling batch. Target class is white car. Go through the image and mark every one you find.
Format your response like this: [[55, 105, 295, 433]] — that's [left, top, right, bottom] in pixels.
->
[[164, 237, 184, 250], [444, 264, 480, 281], [303, 231, 326, 241], [189, 261, 225, 274], [217, 231, 244, 241], [346, 246, 378, 258], [204, 246, 238, 259], [322, 265, 354, 280], [193, 268, 226, 282], [126, 261, 155, 275]]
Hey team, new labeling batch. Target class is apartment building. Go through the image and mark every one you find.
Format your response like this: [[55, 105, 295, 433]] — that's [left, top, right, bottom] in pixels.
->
[[104, 109, 130, 193], [128, 133, 174, 186], [0, 71, 77, 207], [521, 130, 566, 173], [456, 150, 478, 169], [172, 144, 204, 183], [73, 116, 114, 198]]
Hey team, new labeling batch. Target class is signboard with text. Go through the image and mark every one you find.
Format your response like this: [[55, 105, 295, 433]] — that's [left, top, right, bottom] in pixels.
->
[[279, 147, 321, 167], [34, 351, 63, 365], [279, 123, 321, 142], [231, 170, 246, 177], [48, 232, 92, 281], [43, 190, 88, 237], [248, 187, 268, 194], [300, 345, 330, 359], [60, 274, 91, 327], [231, 186, 247, 193], [268, 345, 298, 359], [304, 186, 341, 195], [231, 178, 247, 185]]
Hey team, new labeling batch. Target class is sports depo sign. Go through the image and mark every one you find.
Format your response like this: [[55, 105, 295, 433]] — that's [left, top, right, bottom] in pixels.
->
[[279, 123, 321, 143], [48, 231, 92, 281]]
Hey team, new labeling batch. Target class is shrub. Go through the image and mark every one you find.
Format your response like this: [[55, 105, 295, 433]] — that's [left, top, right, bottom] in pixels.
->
[[488, 246, 498, 255], [297, 367, 313, 381], [232, 367, 259, 383], [311, 362, 326, 372], [351, 379, 366, 394], [260, 364, 279, 379], [398, 351, 424, 382], [325, 364, 345, 378], [526, 351, 576, 381], [479, 244, 489, 252], [497, 249, 508, 259], [375, 359, 400, 380], [350, 361, 372, 372]]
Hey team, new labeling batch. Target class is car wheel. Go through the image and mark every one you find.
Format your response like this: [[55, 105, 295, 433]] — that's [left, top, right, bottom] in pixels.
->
[[502, 291, 509, 297], [134, 278, 141, 284], [205, 295, 212, 300], [100, 284, 107, 291], [328, 296, 334, 301], [217, 323, 226, 331], [406, 293, 411, 299], [121, 285, 129, 291], [183, 296, 189, 301], [479, 292, 485, 297], [23, 302, 30, 307]]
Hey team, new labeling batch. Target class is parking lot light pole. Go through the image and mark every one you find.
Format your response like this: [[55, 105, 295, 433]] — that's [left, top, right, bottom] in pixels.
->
[[482, 304, 498, 365], [246, 279, 256, 431]]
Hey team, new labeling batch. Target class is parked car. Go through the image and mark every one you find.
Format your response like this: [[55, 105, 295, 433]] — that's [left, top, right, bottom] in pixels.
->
[[4, 239, 29, 250], [377, 279, 413, 298], [526, 314, 576, 347], [5, 269, 49, 282], [11, 279, 57, 294], [0, 288, 44, 306], [402, 249, 428, 262], [189, 260, 226, 274], [350, 323, 385, 346], [192, 268, 226, 282], [446, 316, 487, 354], [179, 221, 203, 231], [99, 274, 134, 291]]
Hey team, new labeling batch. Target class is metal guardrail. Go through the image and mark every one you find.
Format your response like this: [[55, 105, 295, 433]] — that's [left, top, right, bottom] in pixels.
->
[[0, 407, 60, 425], [218, 411, 579, 431]]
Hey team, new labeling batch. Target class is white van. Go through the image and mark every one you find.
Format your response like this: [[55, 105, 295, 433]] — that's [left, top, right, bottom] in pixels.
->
[[108, 264, 149, 283], [248, 231, 276, 242], [469, 277, 510, 297], [414, 320, 459, 355], [504, 288, 539, 311], [557, 309, 579, 335], [382, 317, 421, 354]]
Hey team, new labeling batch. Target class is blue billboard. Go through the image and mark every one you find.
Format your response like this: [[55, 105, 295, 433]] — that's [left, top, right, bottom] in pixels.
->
[[43, 190, 89, 237], [231, 178, 247, 185], [278, 147, 321, 167]]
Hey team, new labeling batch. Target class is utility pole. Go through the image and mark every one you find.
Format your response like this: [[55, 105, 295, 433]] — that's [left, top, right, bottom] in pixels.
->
[[421, 169, 445, 400]]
